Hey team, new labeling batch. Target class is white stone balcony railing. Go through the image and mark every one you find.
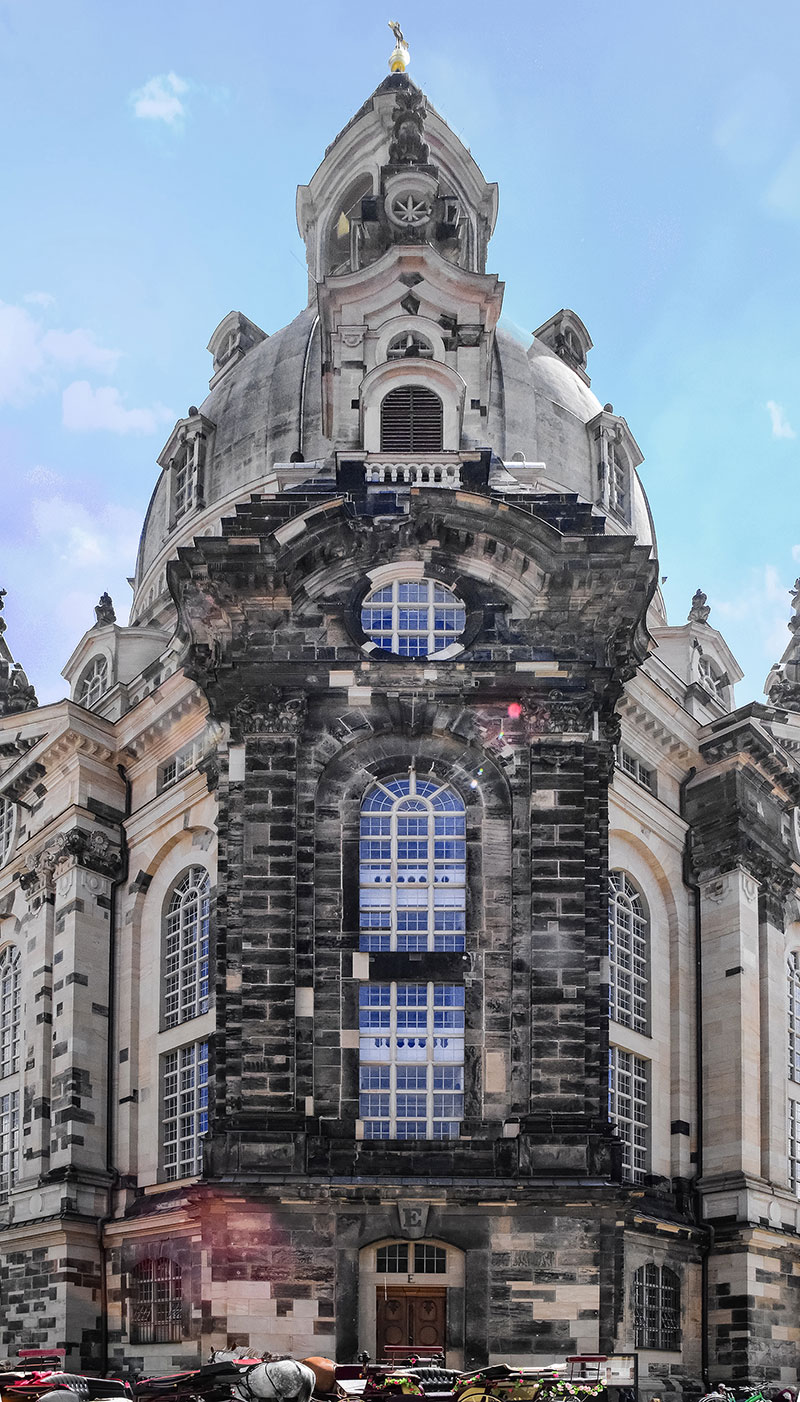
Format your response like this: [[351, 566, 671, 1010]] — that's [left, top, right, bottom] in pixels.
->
[[364, 455, 462, 488]]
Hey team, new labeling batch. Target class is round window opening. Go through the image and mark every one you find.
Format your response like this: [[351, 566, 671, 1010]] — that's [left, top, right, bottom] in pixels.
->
[[361, 578, 466, 658]]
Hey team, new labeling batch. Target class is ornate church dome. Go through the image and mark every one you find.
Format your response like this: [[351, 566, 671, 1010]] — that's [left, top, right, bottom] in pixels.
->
[[131, 71, 656, 631]]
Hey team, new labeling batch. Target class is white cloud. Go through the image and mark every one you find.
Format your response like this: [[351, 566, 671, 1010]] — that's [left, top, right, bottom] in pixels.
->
[[62, 380, 173, 435], [26, 465, 64, 489], [23, 291, 55, 308], [130, 71, 189, 126], [765, 141, 800, 220], [717, 564, 793, 667], [0, 300, 120, 406], [792, 544, 800, 564], [41, 328, 120, 373], [766, 399, 796, 439]]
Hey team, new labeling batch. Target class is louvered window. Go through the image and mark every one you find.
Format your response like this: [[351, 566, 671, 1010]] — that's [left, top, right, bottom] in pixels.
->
[[380, 386, 443, 453]]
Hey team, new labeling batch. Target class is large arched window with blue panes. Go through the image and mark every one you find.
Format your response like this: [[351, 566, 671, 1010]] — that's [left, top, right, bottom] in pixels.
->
[[358, 772, 466, 1140], [359, 774, 466, 952]]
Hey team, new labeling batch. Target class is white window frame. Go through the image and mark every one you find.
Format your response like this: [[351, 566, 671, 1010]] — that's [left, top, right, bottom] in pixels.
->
[[607, 440, 629, 518], [609, 1045, 649, 1182], [361, 577, 466, 658], [617, 745, 655, 793], [790, 1097, 800, 1196], [359, 775, 466, 953], [790, 953, 800, 1085], [0, 948, 21, 1080], [609, 872, 649, 1035], [163, 868, 211, 1029], [0, 1090, 19, 1204], [359, 982, 465, 1140], [159, 738, 203, 792], [162, 1040, 209, 1181], [698, 654, 727, 702], [77, 655, 109, 708], [0, 800, 16, 868]]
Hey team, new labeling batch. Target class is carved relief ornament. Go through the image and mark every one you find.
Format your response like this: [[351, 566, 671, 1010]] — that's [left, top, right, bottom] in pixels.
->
[[229, 690, 307, 739], [18, 828, 121, 895]]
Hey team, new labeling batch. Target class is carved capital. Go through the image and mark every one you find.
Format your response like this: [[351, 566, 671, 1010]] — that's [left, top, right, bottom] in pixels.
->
[[230, 689, 306, 740], [19, 828, 121, 898]]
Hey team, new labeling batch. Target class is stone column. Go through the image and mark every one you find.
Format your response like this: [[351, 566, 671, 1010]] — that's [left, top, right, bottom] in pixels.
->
[[699, 868, 762, 1179], [758, 881, 789, 1186]]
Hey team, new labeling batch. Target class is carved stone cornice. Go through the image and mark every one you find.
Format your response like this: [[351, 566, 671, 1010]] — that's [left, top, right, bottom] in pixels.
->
[[18, 828, 121, 896]]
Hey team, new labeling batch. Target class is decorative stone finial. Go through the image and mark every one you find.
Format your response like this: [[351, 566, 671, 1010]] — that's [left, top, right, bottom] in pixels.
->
[[0, 590, 38, 717], [94, 592, 116, 626], [388, 86, 429, 166], [388, 20, 410, 73], [688, 589, 710, 624], [765, 578, 800, 709]]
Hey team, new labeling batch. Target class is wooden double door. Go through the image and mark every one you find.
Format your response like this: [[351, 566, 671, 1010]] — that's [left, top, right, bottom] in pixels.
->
[[376, 1285, 447, 1357]]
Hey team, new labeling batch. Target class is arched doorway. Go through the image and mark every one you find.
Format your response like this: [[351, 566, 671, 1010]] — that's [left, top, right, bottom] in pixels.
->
[[359, 1238, 465, 1367]]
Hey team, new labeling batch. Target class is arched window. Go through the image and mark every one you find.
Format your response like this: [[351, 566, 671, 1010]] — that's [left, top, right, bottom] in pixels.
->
[[77, 656, 109, 709], [790, 953, 800, 1084], [361, 578, 466, 657], [380, 386, 443, 453], [164, 868, 211, 1028], [0, 948, 21, 1080], [609, 1046, 649, 1182], [0, 1091, 19, 1204], [387, 332, 434, 360], [359, 776, 466, 952], [130, 1259, 182, 1344], [633, 1263, 681, 1350], [173, 439, 200, 520], [162, 1039, 208, 1180], [0, 800, 15, 868], [698, 655, 726, 702], [609, 872, 649, 1034]]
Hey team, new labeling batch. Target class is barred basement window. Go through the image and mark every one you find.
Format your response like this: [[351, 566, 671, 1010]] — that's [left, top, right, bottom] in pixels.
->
[[617, 746, 655, 793], [609, 1046, 649, 1182], [609, 873, 649, 1034], [0, 948, 21, 1079], [790, 954, 800, 1083], [0, 1091, 19, 1203], [790, 1099, 800, 1196], [0, 799, 16, 868], [130, 1259, 182, 1344], [359, 983, 465, 1140], [359, 775, 466, 953], [162, 1040, 208, 1180], [633, 1263, 681, 1350], [361, 579, 466, 658], [380, 386, 443, 453], [77, 655, 109, 708], [164, 868, 211, 1027]]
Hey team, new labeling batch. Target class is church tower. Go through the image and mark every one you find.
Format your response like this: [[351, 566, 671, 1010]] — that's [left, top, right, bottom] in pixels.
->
[[1, 32, 799, 1389]]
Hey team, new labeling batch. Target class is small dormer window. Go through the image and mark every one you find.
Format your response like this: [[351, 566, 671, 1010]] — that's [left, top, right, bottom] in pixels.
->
[[387, 332, 434, 361], [380, 386, 443, 453], [78, 656, 109, 709], [174, 439, 198, 521], [607, 441, 629, 518], [698, 655, 727, 702]]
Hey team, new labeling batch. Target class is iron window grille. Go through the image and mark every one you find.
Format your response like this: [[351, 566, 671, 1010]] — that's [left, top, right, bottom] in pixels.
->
[[790, 954, 800, 1084], [0, 799, 16, 867], [130, 1259, 183, 1344], [359, 775, 466, 954], [162, 1040, 209, 1180], [164, 868, 211, 1028], [0, 1091, 19, 1204], [608, 873, 649, 1035], [78, 656, 109, 708], [633, 1263, 681, 1350], [376, 1243, 447, 1273], [0, 948, 21, 1079], [609, 1046, 649, 1182], [359, 983, 465, 1140], [380, 385, 443, 453], [361, 578, 466, 658]]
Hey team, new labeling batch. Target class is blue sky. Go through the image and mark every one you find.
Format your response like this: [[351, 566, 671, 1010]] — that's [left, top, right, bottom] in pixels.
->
[[1, 0, 799, 704]]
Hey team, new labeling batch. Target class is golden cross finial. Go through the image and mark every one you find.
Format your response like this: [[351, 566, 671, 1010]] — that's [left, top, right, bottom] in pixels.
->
[[388, 20, 410, 72]]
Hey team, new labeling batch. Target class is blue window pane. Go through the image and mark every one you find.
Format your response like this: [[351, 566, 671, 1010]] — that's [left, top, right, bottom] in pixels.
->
[[396, 1122, 427, 1139], [364, 1121, 390, 1139], [361, 986, 391, 1006], [360, 1094, 390, 1117], [397, 911, 428, 930], [361, 1067, 390, 1089], [397, 935, 429, 951], [398, 636, 428, 656], [397, 1067, 428, 1090], [433, 934, 466, 951], [433, 1067, 463, 1090], [360, 935, 391, 951]]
